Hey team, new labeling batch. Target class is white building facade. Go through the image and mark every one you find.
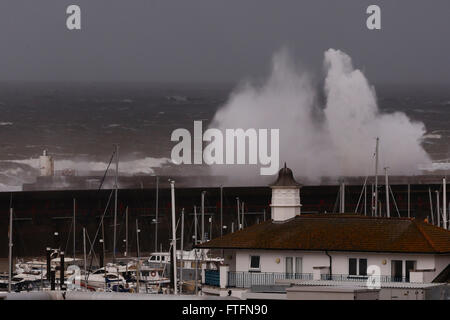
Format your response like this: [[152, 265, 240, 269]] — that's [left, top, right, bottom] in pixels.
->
[[199, 165, 450, 299], [222, 249, 448, 283]]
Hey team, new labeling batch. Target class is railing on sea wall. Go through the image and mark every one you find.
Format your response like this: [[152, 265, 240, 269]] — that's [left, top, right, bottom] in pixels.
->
[[227, 272, 313, 288]]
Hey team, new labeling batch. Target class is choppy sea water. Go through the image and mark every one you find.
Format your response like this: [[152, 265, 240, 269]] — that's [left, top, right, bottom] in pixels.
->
[[0, 82, 448, 191]]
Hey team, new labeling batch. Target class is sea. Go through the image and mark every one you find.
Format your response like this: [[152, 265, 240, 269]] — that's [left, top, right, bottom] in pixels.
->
[[0, 82, 449, 192]]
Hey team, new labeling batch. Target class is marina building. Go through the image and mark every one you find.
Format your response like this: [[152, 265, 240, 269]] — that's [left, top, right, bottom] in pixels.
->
[[198, 165, 450, 300]]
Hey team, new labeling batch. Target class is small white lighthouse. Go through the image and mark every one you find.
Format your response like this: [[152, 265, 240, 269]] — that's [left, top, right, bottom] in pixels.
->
[[270, 163, 302, 222], [39, 150, 54, 177]]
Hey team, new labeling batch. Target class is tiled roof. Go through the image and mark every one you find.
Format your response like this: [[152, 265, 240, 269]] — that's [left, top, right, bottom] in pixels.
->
[[196, 214, 450, 254]]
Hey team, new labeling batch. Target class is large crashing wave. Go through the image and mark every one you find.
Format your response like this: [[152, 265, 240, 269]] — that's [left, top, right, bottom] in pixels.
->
[[208, 48, 431, 182], [0, 157, 170, 191]]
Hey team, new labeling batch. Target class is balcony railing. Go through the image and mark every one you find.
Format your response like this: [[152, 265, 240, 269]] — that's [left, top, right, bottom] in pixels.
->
[[227, 272, 313, 288], [203, 271, 411, 289], [320, 274, 408, 283]]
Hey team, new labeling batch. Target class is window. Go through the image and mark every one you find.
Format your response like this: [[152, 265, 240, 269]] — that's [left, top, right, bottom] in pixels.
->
[[285, 257, 293, 278], [285, 257, 302, 279], [349, 258, 357, 275], [295, 257, 303, 275], [405, 260, 416, 282], [359, 259, 367, 276], [349, 258, 367, 276], [249, 256, 260, 271]]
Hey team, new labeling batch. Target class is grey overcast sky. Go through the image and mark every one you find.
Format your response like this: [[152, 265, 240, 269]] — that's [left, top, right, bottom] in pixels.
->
[[0, 0, 449, 85]]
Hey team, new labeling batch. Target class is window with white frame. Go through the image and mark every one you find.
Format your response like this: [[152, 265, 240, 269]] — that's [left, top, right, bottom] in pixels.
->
[[249, 255, 260, 272], [295, 257, 303, 274], [391, 260, 403, 281], [285, 257, 293, 276], [285, 257, 302, 278], [349, 258, 368, 276]]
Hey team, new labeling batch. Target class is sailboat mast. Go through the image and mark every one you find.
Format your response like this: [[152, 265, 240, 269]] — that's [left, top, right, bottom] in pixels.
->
[[374, 137, 379, 217], [428, 188, 434, 225], [125, 206, 128, 256], [155, 176, 159, 252], [384, 167, 390, 218], [209, 216, 212, 240], [436, 190, 441, 227], [241, 201, 245, 228], [236, 197, 240, 230], [340, 181, 345, 213], [364, 183, 367, 216], [180, 208, 184, 294], [136, 218, 140, 259], [201, 191, 205, 243], [194, 205, 197, 245], [170, 180, 178, 295], [220, 186, 223, 238], [83, 228, 87, 284], [443, 177, 447, 229], [73, 198, 76, 260], [8, 208, 13, 293], [113, 144, 119, 263], [408, 184, 411, 218], [101, 220, 105, 267]]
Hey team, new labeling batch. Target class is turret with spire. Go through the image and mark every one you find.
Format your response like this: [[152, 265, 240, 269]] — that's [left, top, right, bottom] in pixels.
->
[[269, 163, 302, 222]]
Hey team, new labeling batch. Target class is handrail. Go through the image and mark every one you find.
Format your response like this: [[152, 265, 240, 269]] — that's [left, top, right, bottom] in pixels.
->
[[227, 271, 313, 288], [223, 271, 411, 288]]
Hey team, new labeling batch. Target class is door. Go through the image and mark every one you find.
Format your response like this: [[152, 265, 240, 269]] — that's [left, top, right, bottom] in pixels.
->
[[295, 257, 303, 279], [391, 260, 403, 282], [285, 257, 293, 279]]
